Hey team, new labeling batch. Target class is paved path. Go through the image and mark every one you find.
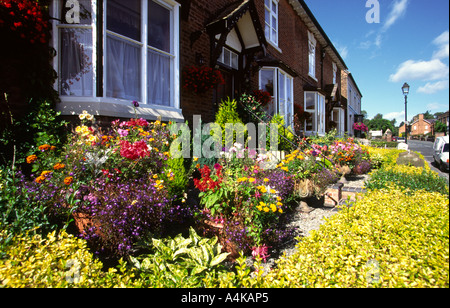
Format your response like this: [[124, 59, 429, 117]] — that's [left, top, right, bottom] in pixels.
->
[[406, 140, 449, 182]]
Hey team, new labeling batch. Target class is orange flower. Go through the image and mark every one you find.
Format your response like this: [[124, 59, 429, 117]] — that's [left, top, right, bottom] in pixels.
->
[[53, 163, 65, 170], [38, 144, 51, 151], [40, 171, 53, 177], [64, 177, 74, 185], [35, 176, 46, 184], [26, 155, 38, 164]]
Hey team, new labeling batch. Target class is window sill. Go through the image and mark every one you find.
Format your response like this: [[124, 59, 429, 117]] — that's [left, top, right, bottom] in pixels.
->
[[56, 97, 184, 122], [267, 40, 282, 54], [308, 73, 318, 82]]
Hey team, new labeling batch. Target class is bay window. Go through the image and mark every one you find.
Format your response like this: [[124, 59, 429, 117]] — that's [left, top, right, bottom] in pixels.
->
[[52, 0, 181, 120], [259, 67, 294, 128], [304, 91, 325, 136]]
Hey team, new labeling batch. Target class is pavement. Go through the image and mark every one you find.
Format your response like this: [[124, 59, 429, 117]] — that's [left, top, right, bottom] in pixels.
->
[[406, 139, 449, 182]]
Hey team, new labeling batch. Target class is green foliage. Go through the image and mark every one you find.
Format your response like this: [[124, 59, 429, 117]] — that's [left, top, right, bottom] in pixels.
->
[[269, 114, 294, 152], [0, 98, 67, 167], [0, 229, 139, 288], [215, 98, 245, 147], [130, 227, 229, 287], [370, 141, 398, 148], [0, 167, 61, 244], [259, 187, 449, 288], [165, 157, 188, 199], [365, 164, 449, 195], [434, 120, 448, 133]]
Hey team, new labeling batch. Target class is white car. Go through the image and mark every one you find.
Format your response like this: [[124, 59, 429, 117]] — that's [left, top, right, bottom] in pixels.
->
[[433, 136, 449, 172]]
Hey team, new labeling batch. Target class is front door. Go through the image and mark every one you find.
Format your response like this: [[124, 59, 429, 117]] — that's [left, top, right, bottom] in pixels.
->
[[214, 69, 236, 107]]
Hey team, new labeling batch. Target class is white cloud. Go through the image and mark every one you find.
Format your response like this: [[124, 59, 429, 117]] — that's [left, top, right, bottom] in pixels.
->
[[427, 102, 446, 111], [417, 80, 449, 94], [382, 0, 409, 32], [384, 111, 406, 125], [432, 30, 449, 60], [389, 59, 449, 82], [338, 45, 349, 60]]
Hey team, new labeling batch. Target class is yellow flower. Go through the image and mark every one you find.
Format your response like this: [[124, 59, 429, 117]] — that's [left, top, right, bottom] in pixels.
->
[[263, 207, 270, 213], [270, 189, 277, 194], [263, 178, 270, 183], [270, 204, 277, 213], [277, 202, 283, 207], [278, 208, 283, 214], [237, 177, 248, 183], [153, 174, 158, 179], [193, 157, 199, 162], [257, 186, 267, 193], [248, 177, 256, 183]]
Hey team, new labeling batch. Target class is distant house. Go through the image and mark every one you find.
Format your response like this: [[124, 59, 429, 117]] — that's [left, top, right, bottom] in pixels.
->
[[42, 0, 360, 136], [341, 71, 363, 137], [400, 114, 435, 138]]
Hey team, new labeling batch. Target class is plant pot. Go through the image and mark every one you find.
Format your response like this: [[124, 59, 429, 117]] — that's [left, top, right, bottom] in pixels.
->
[[294, 179, 314, 198]]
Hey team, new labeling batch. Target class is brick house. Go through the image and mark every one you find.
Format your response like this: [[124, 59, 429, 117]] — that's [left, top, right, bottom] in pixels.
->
[[48, 0, 352, 136], [341, 71, 363, 137], [410, 114, 435, 137]]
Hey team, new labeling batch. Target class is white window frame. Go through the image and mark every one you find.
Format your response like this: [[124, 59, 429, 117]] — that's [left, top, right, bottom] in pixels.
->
[[259, 67, 294, 129], [308, 31, 317, 80], [304, 91, 325, 136], [218, 46, 239, 70], [332, 107, 345, 136], [264, 0, 278, 47], [51, 0, 182, 122]]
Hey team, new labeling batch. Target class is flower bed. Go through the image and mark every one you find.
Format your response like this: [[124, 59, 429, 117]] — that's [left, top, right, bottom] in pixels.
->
[[2, 124, 448, 287]]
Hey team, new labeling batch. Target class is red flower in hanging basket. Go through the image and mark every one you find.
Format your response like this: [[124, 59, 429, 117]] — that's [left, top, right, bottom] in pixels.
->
[[183, 66, 225, 94], [252, 89, 272, 106]]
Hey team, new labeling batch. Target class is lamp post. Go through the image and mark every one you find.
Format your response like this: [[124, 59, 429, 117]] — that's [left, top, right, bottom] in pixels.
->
[[402, 82, 410, 144]]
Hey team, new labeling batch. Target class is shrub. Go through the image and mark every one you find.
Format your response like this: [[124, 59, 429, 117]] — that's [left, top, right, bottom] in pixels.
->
[[365, 165, 449, 195], [130, 227, 229, 288], [213, 186, 448, 288], [0, 230, 140, 288]]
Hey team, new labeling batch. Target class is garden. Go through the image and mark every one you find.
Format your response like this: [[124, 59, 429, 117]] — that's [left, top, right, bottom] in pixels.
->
[[1, 96, 448, 288], [0, 0, 448, 288]]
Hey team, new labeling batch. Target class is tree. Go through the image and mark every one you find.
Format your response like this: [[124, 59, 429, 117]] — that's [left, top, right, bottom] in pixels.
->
[[435, 121, 448, 133], [366, 114, 395, 134]]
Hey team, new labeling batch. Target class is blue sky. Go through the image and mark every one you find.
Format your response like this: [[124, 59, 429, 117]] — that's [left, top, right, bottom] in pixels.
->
[[304, 0, 449, 125]]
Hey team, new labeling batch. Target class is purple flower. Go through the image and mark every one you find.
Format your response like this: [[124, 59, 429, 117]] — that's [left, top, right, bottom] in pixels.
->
[[132, 100, 139, 108]]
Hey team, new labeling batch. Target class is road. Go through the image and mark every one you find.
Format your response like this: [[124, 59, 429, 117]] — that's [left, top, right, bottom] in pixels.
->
[[406, 139, 449, 182]]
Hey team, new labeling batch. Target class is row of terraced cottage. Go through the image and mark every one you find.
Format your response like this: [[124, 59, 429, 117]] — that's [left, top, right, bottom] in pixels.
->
[[50, 0, 363, 136]]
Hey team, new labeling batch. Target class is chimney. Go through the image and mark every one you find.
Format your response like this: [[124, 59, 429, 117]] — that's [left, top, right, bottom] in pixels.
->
[[419, 114, 424, 120]]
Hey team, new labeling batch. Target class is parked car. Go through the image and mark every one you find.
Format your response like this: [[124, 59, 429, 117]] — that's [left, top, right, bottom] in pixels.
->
[[397, 137, 406, 143], [433, 136, 449, 172], [392, 136, 398, 142]]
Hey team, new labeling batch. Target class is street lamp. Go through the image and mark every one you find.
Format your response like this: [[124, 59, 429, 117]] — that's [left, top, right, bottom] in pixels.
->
[[402, 82, 410, 144]]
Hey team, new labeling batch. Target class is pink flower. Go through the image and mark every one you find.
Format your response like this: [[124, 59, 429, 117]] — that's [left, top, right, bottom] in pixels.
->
[[251, 245, 270, 262], [118, 129, 129, 137]]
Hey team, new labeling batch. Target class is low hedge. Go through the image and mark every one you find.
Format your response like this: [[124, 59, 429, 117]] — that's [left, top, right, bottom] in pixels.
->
[[237, 186, 449, 288], [365, 164, 449, 195], [0, 230, 141, 288]]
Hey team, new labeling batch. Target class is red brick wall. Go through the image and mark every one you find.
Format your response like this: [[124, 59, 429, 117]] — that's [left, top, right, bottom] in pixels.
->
[[180, 0, 341, 124]]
